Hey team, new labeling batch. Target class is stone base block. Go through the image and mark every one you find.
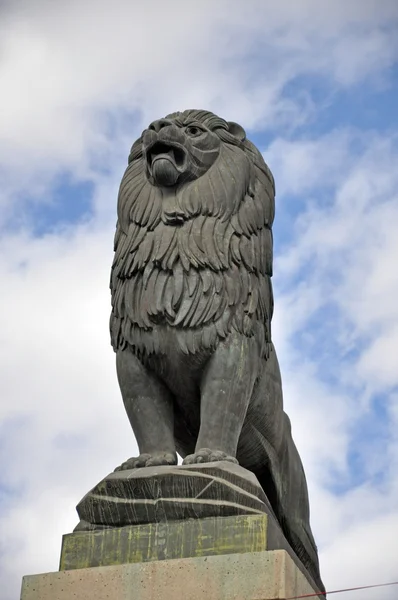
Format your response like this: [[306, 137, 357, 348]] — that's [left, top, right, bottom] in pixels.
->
[[60, 514, 268, 570], [21, 550, 322, 600]]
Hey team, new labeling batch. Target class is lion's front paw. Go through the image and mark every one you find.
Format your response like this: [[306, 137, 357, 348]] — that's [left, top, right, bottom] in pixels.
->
[[114, 452, 177, 471], [182, 448, 239, 465]]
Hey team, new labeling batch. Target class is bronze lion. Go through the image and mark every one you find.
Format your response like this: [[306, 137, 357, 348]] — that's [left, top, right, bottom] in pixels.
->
[[110, 109, 324, 592]]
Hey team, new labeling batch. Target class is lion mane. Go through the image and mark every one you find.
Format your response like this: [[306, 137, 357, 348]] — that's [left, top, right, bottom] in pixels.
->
[[110, 109, 276, 358]]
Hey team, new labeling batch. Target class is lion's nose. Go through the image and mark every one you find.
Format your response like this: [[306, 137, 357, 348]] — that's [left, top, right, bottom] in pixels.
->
[[148, 119, 173, 133]]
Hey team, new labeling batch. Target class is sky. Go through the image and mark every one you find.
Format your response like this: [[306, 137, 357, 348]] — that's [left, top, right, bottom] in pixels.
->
[[1, 1, 398, 598]]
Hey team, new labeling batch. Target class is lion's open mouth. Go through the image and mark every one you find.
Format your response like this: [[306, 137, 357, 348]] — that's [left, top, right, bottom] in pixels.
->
[[146, 142, 187, 171]]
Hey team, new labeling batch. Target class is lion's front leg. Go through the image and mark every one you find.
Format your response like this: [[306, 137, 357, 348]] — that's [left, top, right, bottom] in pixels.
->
[[183, 332, 260, 465], [114, 348, 177, 471]]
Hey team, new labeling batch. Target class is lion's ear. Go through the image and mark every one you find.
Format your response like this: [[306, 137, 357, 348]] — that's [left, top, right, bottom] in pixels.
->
[[227, 121, 246, 142]]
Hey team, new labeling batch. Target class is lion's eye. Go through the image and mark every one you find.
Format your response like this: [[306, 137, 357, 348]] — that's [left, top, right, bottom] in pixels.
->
[[185, 126, 203, 137]]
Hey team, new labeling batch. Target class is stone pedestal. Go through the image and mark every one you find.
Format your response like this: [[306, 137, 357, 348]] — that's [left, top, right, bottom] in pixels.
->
[[20, 463, 323, 599], [21, 549, 320, 600]]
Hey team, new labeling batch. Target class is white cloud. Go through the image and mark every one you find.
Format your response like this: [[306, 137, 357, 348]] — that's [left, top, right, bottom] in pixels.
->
[[268, 127, 398, 596], [265, 129, 356, 197], [1, 1, 398, 599], [1, 0, 397, 204], [0, 221, 140, 599], [270, 131, 398, 397]]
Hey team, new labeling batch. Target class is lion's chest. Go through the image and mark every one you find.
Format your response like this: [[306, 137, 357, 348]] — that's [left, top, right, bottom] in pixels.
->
[[121, 263, 230, 331], [111, 218, 272, 355]]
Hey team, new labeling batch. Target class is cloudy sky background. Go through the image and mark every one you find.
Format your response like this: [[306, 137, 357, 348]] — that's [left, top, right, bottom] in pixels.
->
[[1, 1, 398, 598]]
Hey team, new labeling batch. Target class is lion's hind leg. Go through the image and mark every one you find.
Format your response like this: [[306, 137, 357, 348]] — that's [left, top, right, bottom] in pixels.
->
[[241, 347, 324, 592]]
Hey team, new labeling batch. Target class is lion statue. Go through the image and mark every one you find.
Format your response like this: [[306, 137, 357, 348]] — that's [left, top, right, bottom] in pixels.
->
[[110, 109, 325, 593]]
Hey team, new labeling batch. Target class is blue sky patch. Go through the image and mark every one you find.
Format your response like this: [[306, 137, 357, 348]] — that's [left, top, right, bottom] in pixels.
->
[[331, 394, 392, 495], [4, 175, 95, 237], [29, 175, 94, 236]]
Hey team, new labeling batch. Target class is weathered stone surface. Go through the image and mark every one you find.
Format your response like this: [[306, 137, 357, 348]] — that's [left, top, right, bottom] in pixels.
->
[[108, 109, 325, 594], [64, 505, 322, 593], [22, 550, 323, 600], [76, 461, 274, 529], [61, 514, 268, 570]]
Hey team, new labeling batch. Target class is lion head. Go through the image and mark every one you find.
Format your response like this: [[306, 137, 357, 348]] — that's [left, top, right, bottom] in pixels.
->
[[120, 109, 274, 227], [143, 113, 226, 188], [111, 110, 276, 356]]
